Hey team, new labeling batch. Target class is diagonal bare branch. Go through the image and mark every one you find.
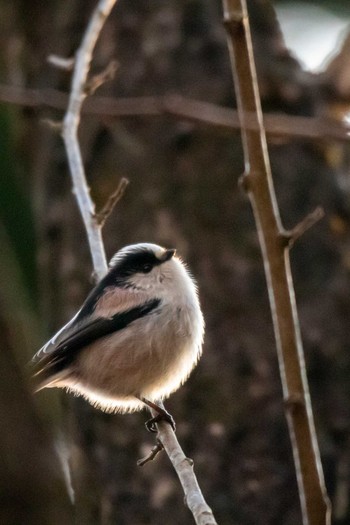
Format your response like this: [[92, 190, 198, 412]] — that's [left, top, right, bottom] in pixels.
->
[[149, 404, 218, 525]]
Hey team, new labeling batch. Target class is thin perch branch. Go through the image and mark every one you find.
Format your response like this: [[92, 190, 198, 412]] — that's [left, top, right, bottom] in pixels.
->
[[223, 1, 331, 525], [62, 0, 118, 280], [149, 404, 218, 525], [60, 1, 217, 523], [158, 423, 218, 525]]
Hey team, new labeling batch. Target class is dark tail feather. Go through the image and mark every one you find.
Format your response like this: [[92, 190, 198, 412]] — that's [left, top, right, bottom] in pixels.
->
[[31, 356, 69, 392]]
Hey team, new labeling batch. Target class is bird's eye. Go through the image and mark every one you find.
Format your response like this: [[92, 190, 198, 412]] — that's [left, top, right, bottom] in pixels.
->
[[142, 264, 153, 273]]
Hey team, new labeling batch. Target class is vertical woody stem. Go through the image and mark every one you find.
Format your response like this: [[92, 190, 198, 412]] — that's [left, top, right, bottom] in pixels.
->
[[222, 1, 331, 524]]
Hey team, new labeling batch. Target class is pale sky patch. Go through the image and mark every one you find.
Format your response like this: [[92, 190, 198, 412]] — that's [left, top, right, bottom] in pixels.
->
[[275, 3, 350, 72]]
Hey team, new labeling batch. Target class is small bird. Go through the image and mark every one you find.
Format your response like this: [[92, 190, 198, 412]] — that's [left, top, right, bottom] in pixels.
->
[[32, 243, 204, 431]]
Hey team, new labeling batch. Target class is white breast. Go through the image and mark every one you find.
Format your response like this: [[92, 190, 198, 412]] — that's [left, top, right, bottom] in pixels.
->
[[62, 256, 205, 414]]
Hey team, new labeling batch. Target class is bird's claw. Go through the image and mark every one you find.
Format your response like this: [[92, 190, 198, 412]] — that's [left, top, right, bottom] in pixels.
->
[[145, 412, 176, 433]]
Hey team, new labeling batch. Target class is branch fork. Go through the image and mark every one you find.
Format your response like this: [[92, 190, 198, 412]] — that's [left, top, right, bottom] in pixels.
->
[[85, 60, 119, 95], [280, 207, 325, 248]]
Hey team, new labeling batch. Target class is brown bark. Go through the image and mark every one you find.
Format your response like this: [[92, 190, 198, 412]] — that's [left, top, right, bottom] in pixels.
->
[[223, 1, 331, 524]]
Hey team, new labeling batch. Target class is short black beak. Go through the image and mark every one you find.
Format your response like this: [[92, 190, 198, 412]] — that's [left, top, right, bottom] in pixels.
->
[[161, 248, 176, 262]]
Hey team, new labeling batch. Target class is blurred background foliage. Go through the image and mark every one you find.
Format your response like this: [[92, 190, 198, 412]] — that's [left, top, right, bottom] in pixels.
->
[[1, 0, 350, 524]]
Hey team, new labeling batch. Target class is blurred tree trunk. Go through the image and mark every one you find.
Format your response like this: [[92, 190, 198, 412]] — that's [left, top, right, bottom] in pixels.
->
[[0, 312, 72, 525]]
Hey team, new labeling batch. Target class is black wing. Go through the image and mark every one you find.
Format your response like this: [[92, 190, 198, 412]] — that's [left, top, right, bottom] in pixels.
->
[[33, 271, 125, 361], [33, 298, 160, 384]]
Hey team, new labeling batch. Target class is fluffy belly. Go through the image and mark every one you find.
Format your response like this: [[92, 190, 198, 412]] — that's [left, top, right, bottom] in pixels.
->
[[65, 315, 200, 413]]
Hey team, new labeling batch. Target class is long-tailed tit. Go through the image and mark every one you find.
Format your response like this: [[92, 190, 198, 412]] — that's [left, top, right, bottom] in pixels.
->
[[32, 243, 204, 431]]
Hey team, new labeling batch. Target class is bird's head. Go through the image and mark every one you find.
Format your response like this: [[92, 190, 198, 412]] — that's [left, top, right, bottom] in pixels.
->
[[109, 243, 189, 296]]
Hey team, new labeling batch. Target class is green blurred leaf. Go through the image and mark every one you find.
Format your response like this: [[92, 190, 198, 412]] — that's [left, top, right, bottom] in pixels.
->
[[0, 106, 37, 305]]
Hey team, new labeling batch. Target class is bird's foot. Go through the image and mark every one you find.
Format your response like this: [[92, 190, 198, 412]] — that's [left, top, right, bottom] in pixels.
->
[[139, 397, 176, 433], [145, 411, 176, 433]]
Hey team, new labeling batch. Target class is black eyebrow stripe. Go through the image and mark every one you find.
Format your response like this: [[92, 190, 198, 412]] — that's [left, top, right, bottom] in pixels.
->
[[112, 250, 162, 277], [34, 298, 161, 381]]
